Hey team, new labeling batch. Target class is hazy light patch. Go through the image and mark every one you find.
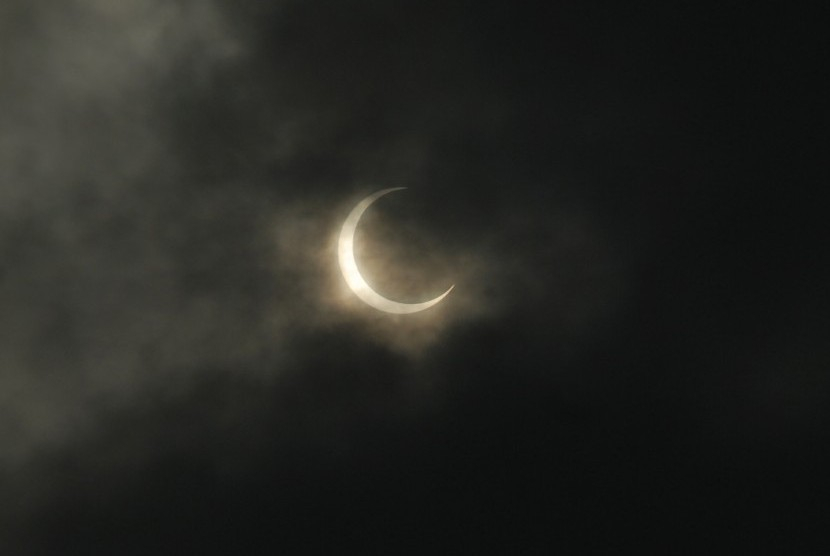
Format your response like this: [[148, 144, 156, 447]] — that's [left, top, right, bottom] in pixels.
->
[[270, 190, 502, 357]]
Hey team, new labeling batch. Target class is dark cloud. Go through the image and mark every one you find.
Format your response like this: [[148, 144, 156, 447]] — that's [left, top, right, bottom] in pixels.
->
[[1, 1, 826, 553]]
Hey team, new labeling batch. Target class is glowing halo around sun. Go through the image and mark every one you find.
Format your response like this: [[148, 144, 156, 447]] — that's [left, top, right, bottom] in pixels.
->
[[338, 188, 454, 314]]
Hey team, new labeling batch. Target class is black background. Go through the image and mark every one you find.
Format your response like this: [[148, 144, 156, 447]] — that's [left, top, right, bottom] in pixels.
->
[[1, 1, 826, 553]]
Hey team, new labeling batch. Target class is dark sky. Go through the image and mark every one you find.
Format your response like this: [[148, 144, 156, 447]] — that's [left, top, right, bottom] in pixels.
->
[[1, 1, 826, 553]]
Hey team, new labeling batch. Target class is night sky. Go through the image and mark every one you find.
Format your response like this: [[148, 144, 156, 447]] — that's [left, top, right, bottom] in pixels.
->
[[1, 1, 826, 553]]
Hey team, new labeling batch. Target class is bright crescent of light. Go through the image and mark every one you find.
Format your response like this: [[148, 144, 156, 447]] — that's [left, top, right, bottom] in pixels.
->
[[338, 188, 454, 314]]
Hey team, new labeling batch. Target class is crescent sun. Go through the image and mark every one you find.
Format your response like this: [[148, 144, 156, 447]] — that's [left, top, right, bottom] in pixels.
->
[[338, 188, 454, 314]]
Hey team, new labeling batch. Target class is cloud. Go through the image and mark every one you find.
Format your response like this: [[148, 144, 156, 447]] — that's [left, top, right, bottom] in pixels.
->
[[0, 2, 637, 551], [0, 0, 251, 472]]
